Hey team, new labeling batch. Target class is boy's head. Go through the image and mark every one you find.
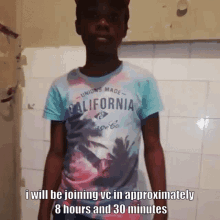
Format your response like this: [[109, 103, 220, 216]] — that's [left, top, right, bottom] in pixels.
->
[[75, 0, 130, 54]]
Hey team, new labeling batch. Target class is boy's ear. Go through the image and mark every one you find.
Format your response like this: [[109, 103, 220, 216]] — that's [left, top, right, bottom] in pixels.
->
[[75, 20, 81, 35]]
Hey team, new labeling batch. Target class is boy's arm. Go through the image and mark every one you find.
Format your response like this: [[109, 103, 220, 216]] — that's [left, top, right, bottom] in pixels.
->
[[38, 120, 67, 220], [141, 112, 168, 220]]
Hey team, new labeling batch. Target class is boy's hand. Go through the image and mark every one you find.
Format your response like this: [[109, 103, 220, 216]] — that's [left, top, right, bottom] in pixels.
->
[[153, 213, 168, 220]]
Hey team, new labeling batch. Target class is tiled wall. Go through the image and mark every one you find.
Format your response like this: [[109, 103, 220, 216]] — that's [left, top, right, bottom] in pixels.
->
[[20, 42, 220, 220]]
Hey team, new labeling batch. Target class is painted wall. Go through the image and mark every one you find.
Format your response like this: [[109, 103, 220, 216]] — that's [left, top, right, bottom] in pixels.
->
[[0, 0, 21, 219], [129, 0, 220, 41], [20, 42, 220, 220], [0, 34, 22, 220], [0, 107, 16, 220]]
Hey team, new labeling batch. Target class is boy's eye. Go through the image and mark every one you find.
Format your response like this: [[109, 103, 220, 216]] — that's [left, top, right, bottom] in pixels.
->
[[83, 11, 120, 23], [109, 14, 119, 23], [85, 11, 99, 20]]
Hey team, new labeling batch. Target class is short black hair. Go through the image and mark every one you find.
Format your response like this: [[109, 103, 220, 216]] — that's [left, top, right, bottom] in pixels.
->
[[76, 0, 130, 30]]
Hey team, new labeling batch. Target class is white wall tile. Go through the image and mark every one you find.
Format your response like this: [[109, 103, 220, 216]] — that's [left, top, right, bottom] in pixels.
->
[[196, 189, 220, 220], [22, 47, 61, 78], [24, 78, 55, 110], [31, 47, 59, 78], [166, 186, 197, 220], [20, 170, 43, 220], [119, 44, 154, 73], [21, 139, 46, 170], [119, 44, 154, 58], [21, 86, 29, 110], [20, 187, 40, 220], [165, 152, 201, 188], [153, 44, 190, 80], [189, 42, 220, 81], [21, 169, 44, 191], [160, 116, 168, 149], [44, 141, 50, 159], [166, 118, 203, 154], [203, 119, 220, 155], [206, 82, 220, 118], [189, 59, 220, 81], [44, 119, 51, 141], [155, 81, 207, 118], [157, 81, 171, 117], [168, 82, 207, 118], [200, 155, 220, 190], [21, 110, 44, 140], [121, 58, 153, 73], [58, 46, 86, 75], [21, 48, 36, 80]]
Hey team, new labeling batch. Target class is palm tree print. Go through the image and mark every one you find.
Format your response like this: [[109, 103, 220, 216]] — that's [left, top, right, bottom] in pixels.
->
[[94, 135, 138, 188], [63, 109, 138, 190]]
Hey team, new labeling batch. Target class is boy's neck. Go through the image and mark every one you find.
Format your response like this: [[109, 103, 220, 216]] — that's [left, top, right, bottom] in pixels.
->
[[80, 51, 122, 77]]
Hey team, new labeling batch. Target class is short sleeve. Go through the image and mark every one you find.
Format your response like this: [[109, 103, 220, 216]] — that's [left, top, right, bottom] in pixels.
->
[[43, 84, 66, 121], [137, 76, 164, 121]]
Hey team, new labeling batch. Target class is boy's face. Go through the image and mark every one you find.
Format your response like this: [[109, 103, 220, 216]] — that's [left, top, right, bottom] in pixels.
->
[[75, 0, 127, 55]]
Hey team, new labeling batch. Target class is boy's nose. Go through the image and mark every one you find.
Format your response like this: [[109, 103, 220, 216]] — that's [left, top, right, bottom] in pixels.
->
[[97, 18, 109, 29]]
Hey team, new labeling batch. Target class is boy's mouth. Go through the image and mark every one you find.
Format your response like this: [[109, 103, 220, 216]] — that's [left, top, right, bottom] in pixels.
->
[[96, 36, 110, 43]]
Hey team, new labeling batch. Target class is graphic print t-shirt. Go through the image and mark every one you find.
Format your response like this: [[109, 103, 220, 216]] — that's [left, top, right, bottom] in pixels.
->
[[43, 61, 164, 220]]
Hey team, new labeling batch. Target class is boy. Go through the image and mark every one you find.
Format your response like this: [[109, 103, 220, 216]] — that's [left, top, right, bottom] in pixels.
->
[[38, 0, 168, 220]]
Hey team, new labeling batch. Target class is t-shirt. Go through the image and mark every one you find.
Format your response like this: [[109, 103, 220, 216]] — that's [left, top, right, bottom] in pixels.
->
[[43, 61, 164, 220]]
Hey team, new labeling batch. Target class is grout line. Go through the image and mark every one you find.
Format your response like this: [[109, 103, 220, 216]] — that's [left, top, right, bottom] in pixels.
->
[[27, 138, 50, 143], [164, 149, 201, 156], [163, 109, 170, 187], [22, 167, 44, 172], [156, 80, 220, 82], [167, 148, 220, 155], [194, 81, 210, 220], [164, 149, 220, 157], [167, 116, 203, 118], [160, 115, 220, 119], [167, 185, 199, 190]]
